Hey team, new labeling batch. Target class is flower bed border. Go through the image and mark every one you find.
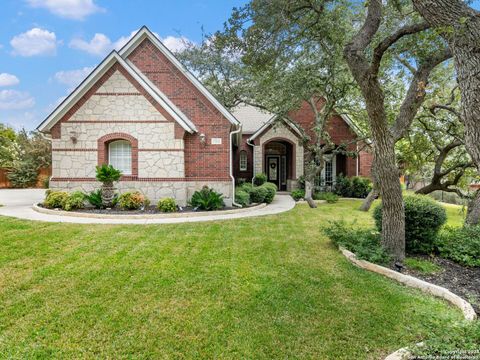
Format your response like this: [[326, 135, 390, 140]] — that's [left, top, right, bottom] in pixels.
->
[[32, 202, 266, 220], [339, 247, 476, 360]]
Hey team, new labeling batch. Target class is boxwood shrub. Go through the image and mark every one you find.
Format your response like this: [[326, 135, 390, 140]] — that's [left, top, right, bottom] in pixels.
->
[[235, 189, 250, 207], [253, 173, 267, 186], [44, 190, 69, 209], [373, 194, 447, 254], [62, 191, 85, 211], [262, 182, 277, 204], [291, 189, 305, 201], [249, 186, 269, 203], [157, 198, 177, 213]]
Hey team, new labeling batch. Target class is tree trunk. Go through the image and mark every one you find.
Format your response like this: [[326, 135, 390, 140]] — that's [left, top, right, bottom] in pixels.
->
[[304, 176, 317, 209], [413, 0, 480, 225], [360, 187, 379, 212], [466, 190, 480, 225]]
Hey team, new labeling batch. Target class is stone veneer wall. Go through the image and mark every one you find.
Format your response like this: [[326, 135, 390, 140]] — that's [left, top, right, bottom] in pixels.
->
[[253, 124, 304, 190]]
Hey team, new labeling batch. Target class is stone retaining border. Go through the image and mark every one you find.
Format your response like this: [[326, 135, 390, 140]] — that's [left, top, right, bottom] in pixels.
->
[[339, 247, 477, 360], [32, 202, 266, 220]]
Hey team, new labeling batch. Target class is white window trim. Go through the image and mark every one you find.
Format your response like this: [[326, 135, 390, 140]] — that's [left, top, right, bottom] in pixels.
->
[[239, 150, 248, 172], [321, 154, 337, 184], [108, 140, 132, 175]]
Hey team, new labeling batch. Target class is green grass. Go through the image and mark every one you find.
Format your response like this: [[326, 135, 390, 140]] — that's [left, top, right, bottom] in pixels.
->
[[404, 257, 442, 274], [442, 202, 466, 227], [0, 199, 465, 359]]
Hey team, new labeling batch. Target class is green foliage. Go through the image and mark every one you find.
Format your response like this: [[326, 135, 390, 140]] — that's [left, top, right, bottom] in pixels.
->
[[85, 190, 104, 209], [6, 160, 38, 188], [324, 192, 339, 204], [63, 191, 85, 211], [253, 173, 267, 186], [291, 189, 305, 201], [436, 226, 480, 267], [239, 182, 254, 193], [95, 164, 122, 184], [118, 191, 149, 210], [413, 321, 480, 358], [249, 186, 269, 203], [334, 174, 372, 198], [262, 182, 277, 204], [189, 186, 224, 211], [404, 258, 441, 274], [235, 189, 250, 207], [323, 221, 391, 265], [373, 195, 447, 254], [44, 191, 69, 209], [157, 198, 177, 213]]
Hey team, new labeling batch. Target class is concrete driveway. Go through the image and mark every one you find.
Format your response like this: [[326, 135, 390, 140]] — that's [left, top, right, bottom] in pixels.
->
[[0, 188, 45, 207]]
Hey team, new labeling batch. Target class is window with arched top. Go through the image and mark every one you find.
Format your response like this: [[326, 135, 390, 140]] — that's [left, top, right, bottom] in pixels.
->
[[239, 150, 248, 171], [108, 140, 132, 175]]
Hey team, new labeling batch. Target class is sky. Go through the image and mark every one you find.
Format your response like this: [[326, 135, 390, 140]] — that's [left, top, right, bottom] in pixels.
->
[[0, 0, 248, 130], [1, 0, 480, 131]]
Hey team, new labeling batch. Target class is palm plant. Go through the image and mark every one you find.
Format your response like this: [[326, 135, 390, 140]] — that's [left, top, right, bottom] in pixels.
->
[[95, 164, 122, 207]]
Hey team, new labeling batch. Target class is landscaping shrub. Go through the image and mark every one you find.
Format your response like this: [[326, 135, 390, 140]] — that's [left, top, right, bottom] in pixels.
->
[[118, 191, 150, 210], [324, 192, 339, 203], [291, 189, 305, 201], [190, 186, 224, 211], [239, 182, 254, 194], [334, 174, 372, 198], [262, 182, 277, 204], [6, 160, 39, 188], [95, 164, 122, 207], [62, 191, 85, 211], [323, 221, 391, 265], [249, 186, 268, 203], [85, 189, 104, 209], [253, 173, 267, 186], [44, 190, 69, 209], [157, 198, 177, 213], [235, 189, 250, 207], [436, 225, 480, 267], [373, 194, 447, 254]]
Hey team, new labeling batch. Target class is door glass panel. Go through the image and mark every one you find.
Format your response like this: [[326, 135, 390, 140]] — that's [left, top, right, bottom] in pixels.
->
[[269, 158, 278, 181]]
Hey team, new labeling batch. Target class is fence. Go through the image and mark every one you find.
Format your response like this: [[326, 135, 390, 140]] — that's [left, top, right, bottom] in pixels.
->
[[0, 167, 52, 189]]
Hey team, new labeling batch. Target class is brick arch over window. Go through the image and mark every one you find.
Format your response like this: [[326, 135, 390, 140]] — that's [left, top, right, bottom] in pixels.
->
[[97, 133, 138, 177]]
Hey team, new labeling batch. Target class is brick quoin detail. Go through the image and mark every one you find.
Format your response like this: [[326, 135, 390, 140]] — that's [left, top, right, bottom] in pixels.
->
[[97, 133, 139, 177], [128, 38, 232, 179]]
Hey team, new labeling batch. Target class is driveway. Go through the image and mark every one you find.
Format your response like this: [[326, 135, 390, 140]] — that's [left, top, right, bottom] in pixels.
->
[[0, 188, 45, 207], [0, 189, 295, 224]]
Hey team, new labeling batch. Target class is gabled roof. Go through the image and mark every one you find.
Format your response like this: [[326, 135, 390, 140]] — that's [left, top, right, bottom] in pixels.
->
[[38, 51, 197, 133], [118, 26, 240, 127], [248, 115, 304, 141]]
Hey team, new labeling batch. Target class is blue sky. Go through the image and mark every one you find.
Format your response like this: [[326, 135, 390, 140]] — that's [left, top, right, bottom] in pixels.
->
[[1, 0, 479, 131], [0, 0, 248, 130]]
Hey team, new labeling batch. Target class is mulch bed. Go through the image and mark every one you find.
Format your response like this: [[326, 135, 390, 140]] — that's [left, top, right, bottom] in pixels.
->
[[403, 255, 480, 315]]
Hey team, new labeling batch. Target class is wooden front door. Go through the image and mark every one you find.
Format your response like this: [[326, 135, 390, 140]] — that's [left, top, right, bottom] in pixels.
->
[[266, 155, 280, 189]]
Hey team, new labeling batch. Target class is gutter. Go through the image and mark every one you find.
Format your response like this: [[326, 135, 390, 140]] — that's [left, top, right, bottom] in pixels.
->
[[230, 125, 242, 207], [246, 138, 256, 185]]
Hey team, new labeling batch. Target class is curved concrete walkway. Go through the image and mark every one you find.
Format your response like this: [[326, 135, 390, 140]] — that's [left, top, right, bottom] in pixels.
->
[[0, 189, 295, 224]]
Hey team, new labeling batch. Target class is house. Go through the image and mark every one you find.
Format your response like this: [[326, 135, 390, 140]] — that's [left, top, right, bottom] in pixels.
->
[[38, 26, 372, 206]]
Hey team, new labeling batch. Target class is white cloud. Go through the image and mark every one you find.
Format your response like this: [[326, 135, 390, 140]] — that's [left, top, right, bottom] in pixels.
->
[[0, 73, 20, 87], [10, 28, 57, 56], [54, 66, 94, 90], [26, 0, 104, 20], [161, 35, 192, 53], [69, 30, 191, 57], [0, 90, 35, 110]]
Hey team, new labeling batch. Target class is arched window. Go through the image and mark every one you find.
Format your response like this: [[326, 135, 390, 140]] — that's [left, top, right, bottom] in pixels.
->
[[239, 150, 248, 171], [109, 140, 132, 175]]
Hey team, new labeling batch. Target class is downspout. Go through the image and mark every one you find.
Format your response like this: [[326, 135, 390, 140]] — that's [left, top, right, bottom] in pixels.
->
[[356, 143, 359, 176], [230, 125, 242, 207], [247, 138, 255, 185]]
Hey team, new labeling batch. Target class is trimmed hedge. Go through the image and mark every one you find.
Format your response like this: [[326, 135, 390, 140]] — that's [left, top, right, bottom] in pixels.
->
[[157, 198, 177, 213], [373, 194, 447, 254], [235, 189, 250, 207]]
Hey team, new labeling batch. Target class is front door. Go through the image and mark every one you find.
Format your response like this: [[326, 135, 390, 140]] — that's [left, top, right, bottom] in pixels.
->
[[266, 156, 280, 189]]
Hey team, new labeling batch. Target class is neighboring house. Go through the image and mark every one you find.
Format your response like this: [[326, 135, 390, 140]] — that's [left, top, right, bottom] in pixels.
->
[[38, 26, 372, 206]]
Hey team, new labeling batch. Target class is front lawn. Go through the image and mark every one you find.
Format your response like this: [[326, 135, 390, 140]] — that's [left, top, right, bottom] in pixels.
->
[[0, 200, 464, 359]]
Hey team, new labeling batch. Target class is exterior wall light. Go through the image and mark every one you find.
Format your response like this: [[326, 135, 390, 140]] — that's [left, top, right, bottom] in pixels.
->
[[199, 133, 206, 146]]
